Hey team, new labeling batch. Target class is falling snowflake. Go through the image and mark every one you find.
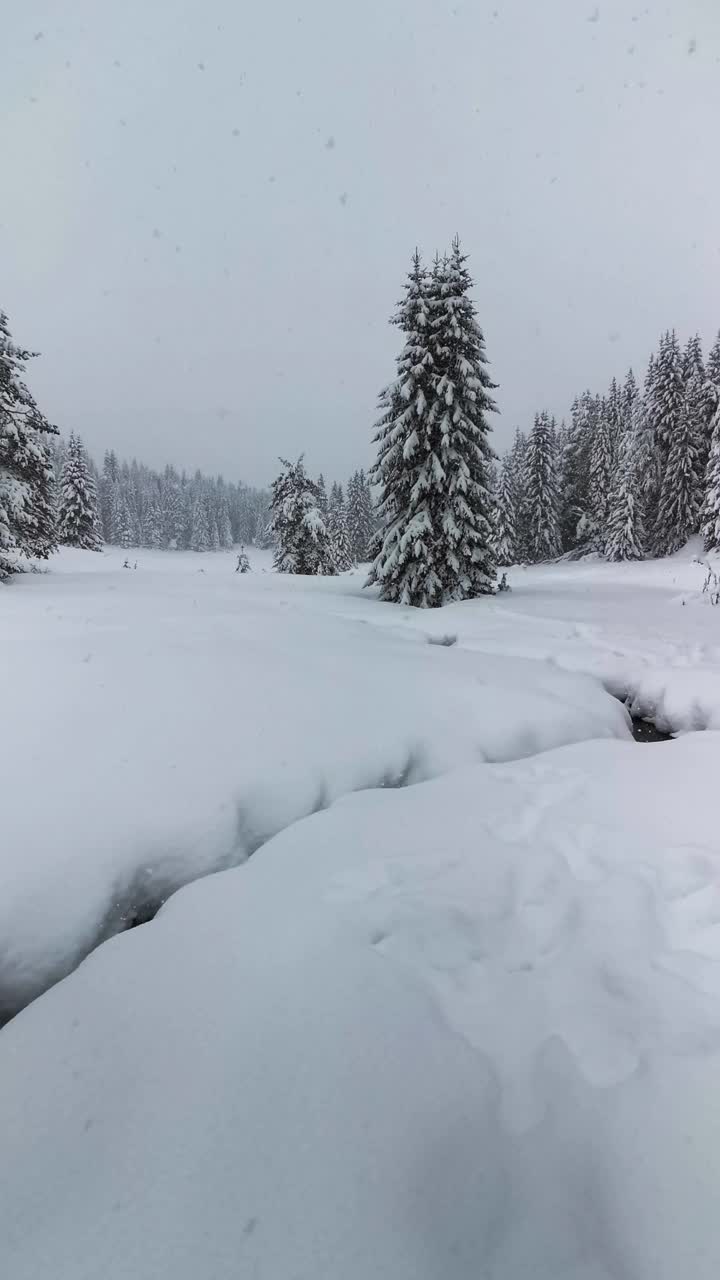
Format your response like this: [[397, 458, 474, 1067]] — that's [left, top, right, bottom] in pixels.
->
[[325, 136, 336, 150]]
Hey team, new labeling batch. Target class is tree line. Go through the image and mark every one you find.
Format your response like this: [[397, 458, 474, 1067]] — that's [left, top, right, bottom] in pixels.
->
[[495, 330, 720, 565], [0, 303, 375, 577], [5, 268, 720, 598]]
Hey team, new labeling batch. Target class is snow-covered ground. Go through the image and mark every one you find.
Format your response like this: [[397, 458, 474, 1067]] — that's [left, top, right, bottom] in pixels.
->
[[0, 546, 629, 1016], [3, 544, 720, 1278]]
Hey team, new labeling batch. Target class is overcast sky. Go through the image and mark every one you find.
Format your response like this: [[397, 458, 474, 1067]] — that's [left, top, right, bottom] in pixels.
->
[[2, 1, 719, 486]]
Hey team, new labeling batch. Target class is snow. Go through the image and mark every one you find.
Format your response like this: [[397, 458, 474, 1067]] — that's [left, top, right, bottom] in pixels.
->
[[4, 542, 720, 1276], [0, 546, 627, 1017], [3, 733, 720, 1278]]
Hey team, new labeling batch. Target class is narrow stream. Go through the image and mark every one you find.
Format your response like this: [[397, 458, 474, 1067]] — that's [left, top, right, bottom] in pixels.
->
[[630, 716, 673, 744]]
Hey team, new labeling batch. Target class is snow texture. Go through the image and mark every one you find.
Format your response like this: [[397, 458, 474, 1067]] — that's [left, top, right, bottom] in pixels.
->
[[0, 546, 626, 1018], [3, 733, 720, 1278], [4, 544, 720, 1277]]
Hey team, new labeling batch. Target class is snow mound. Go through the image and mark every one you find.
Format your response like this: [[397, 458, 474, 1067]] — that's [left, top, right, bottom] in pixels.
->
[[2, 735, 720, 1278], [0, 550, 628, 1018]]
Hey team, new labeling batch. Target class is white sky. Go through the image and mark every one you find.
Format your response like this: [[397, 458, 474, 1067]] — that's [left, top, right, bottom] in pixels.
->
[[2, 0, 719, 485]]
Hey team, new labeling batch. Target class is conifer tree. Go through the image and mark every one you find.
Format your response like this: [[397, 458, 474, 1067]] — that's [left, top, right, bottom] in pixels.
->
[[507, 428, 529, 559], [346, 470, 374, 562], [705, 332, 720, 417], [217, 500, 233, 549], [119, 498, 135, 549], [316, 474, 329, 519], [190, 498, 211, 552], [328, 481, 352, 570], [560, 393, 595, 552], [702, 399, 720, 551], [622, 368, 639, 432], [587, 397, 614, 548], [683, 334, 708, 522], [494, 455, 517, 564], [524, 412, 560, 561], [648, 330, 685, 475], [655, 399, 701, 554], [0, 310, 58, 578], [605, 420, 646, 562], [369, 240, 497, 606], [270, 457, 337, 575], [605, 377, 624, 466], [57, 433, 102, 549]]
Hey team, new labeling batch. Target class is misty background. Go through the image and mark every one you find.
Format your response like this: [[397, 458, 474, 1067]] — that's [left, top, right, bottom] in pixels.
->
[[2, 0, 719, 485]]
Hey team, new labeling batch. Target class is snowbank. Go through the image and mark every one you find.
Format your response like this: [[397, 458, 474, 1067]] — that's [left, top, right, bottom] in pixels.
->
[[0, 549, 627, 1016], [3, 734, 720, 1278]]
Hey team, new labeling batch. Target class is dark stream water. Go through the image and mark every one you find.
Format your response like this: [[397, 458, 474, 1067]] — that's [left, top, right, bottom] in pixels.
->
[[630, 716, 673, 744]]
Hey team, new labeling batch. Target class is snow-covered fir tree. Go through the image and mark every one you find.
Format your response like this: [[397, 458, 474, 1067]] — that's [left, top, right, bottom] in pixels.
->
[[369, 240, 497, 606], [507, 428, 529, 560], [604, 417, 647, 562], [648, 330, 685, 474], [0, 310, 58, 579], [604, 377, 624, 467], [586, 395, 614, 549], [57, 433, 102, 549], [493, 455, 517, 564], [622, 368, 639, 432], [702, 400, 720, 552], [559, 392, 595, 552], [118, 498, 134, 549], [682, 334, 708, 523], [346, 469, 374, 562], [190, 498, 211, 552], [705, 332, 720, 415], [524, 411, 560, 562], [655, 397, 702, 554], [367, 249, 433, 599], [316, 473, 328, 519], [270, 457, 337, 575], [328, 481, 352, 570]]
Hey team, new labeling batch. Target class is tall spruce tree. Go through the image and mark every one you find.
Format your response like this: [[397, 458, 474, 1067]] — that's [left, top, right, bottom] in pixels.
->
[[524, 412, 560, 562], [369, 240, 497, 606], [270, 457, 337, 575], [683, 334, 708, 524], [190, 498, 211, 552], [605, 420, 646, 562], [587, 396, 614, 549], [508, 428, 529, 560], [367, 250, 436, 601], [648, 330, 685, 476], [655, 397, 701, 554], [327, 481, 352, 570], [494, 455, 517, 564], [701, 401, 720, 552], [705, 332, 720, 415], [560, 392, 595, 552], [58, 433, 102, 549], [346, 469, 374, 562], [0, 310, 58, 579]]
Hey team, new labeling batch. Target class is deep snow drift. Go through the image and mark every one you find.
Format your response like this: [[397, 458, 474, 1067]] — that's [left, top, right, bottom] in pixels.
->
[[3, 735, 720, 1279], [0, 547, 628, 1016], [4, 544, 720, 1279]]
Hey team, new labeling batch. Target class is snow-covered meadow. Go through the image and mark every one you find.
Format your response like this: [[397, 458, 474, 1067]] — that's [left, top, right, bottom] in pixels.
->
[[3, 543, 720, 1278]]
